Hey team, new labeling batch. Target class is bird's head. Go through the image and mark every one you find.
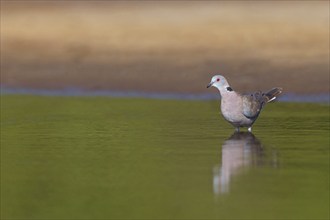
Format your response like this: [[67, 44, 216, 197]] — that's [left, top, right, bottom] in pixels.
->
[[207, 75, 230, 90]]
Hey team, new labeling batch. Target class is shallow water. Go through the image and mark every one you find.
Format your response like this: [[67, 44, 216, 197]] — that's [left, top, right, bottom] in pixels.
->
[[1, 95, 329, 219]]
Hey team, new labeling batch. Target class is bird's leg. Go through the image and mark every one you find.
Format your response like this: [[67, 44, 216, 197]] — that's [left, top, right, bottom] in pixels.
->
[[248, 127, 252, 132], [235, 127, 240, 132]]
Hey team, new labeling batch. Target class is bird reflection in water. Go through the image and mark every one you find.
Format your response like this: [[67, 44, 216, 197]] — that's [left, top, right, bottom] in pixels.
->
[[213, 132, 277, 195]]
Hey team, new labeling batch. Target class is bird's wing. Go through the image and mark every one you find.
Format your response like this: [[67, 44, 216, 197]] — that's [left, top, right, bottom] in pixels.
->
[[242, 91, 265, 119]]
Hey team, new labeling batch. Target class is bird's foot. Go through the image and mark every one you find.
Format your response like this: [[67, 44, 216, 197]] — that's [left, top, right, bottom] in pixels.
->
[[235, 127, 240, 132], [248, 127, 252, 132]]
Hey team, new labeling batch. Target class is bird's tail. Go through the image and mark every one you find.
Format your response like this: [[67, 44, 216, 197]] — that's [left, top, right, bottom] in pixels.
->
[[264, 87, 283, 102]]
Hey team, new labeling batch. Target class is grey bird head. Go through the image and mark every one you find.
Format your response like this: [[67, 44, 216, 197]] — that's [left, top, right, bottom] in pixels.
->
[[207, 75, 230, 90]]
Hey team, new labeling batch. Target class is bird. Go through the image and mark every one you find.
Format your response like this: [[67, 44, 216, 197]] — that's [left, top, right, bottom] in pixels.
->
[[207, 75, 282, 132]]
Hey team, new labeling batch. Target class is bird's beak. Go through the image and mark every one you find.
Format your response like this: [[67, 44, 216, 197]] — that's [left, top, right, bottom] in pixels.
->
[[207, 82, 213, 88]]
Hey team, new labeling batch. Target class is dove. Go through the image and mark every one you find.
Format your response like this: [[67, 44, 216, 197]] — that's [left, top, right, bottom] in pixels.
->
[[207, 75, 282, 132]]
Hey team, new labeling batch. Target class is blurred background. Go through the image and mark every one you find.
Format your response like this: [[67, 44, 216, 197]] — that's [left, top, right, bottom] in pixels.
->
[[1, 1, 329, 96]]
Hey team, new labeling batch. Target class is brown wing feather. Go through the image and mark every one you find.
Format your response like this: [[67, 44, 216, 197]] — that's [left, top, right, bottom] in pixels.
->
[[242, 91, 265, 119], [242, 88, 283, 118]]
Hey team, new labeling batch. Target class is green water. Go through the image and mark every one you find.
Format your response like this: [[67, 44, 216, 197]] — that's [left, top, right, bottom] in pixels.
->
[[1, 95, 329, 219]]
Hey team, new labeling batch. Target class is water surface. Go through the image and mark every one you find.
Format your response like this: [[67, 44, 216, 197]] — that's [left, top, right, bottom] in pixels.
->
[[1, 95, 329, 219]]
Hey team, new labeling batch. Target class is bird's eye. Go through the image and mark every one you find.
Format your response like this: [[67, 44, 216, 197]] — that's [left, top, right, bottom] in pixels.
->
[[217, 78, 220, 82]]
